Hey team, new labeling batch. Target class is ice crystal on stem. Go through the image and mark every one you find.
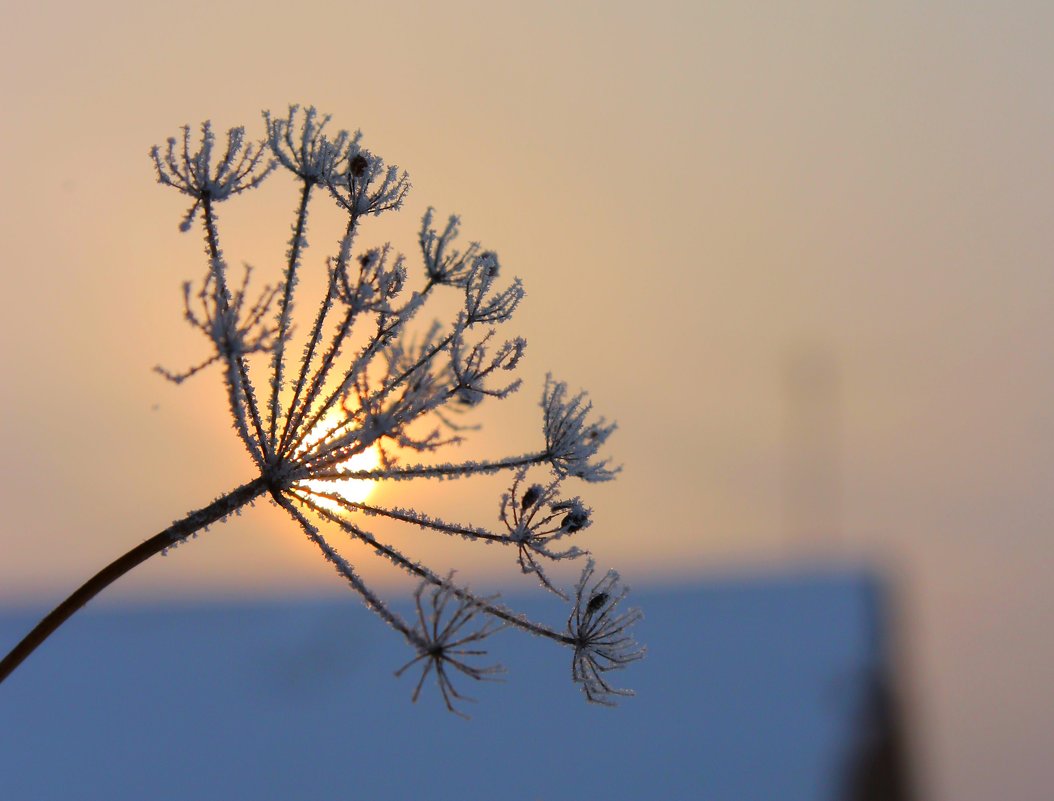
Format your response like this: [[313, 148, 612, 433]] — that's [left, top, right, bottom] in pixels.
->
[[499, 470, 590, 598], [419, 208, 491, 288], [0, 105, 644, 710], [264, 104, 353, 185], [150, 122, 275, 231], [395, 578, 506, 718], [155, 266, 281, 384], [542, 376, 620, 482], [568, 560, 645, 705]]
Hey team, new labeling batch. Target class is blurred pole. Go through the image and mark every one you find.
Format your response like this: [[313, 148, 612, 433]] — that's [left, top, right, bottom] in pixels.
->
[[782, 344, 842, 553]]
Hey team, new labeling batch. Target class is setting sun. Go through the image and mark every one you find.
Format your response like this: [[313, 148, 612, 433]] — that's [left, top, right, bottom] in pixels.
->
[[295, 413, 383, 508], [298, 445, 381, 508]]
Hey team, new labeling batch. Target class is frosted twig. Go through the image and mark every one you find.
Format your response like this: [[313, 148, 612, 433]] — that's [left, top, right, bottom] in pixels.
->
[[0, 106, 643, 712], [394, 577, 506, 718], [568, 560, 645, 705]]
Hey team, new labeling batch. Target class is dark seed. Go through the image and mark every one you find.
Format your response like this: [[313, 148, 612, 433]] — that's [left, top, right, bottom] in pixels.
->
[[561, 510, 589, 533], [521, 484, 543, 510], [350, 154, 369, 177], [586, 592, 609, 616]]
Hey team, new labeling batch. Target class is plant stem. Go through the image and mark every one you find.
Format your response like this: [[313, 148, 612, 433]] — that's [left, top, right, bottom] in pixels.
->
[[268, 180, 314, 454], [0, 476, 269, 685]]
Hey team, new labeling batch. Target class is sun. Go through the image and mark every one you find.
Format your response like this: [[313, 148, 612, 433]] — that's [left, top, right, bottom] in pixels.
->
[[300, 445, 382, 508], [294, 412, 383, 509]]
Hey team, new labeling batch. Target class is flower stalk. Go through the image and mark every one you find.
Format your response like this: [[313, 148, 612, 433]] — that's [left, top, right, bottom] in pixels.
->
[[0, 105, 643, 712], [0, 477, 268, 684]]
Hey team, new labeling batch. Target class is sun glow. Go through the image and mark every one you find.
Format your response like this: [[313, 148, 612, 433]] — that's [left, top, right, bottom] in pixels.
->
[[300, 445, 382, 509], [295, 413, 383, 509]]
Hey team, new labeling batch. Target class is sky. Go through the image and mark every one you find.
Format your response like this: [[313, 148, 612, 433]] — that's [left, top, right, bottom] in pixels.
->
[[1, 1, 1052, 799]]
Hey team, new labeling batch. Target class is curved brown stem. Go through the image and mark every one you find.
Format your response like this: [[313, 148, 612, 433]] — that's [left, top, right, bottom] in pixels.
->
[[0, 476, 269, 685]]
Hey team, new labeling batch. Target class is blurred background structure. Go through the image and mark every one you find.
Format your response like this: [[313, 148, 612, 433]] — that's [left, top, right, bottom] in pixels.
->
[[782, 344, 843, 551], [0, 573, 914, 801], [2, 2, 1052, 799]]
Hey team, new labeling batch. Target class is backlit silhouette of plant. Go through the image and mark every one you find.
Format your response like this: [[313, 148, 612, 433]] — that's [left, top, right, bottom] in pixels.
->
[[0, 106, 643, 713]]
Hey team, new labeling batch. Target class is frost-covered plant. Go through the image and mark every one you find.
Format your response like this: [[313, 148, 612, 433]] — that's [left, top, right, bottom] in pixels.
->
[[0, 105, 643, 713]]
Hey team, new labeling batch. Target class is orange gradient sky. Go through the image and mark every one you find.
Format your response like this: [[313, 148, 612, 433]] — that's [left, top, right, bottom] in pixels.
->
[[2, 3, 1053, 798]]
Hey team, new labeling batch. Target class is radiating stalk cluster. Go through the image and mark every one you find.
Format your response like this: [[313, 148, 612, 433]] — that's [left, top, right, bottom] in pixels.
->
[[150, 105, 643, 713]]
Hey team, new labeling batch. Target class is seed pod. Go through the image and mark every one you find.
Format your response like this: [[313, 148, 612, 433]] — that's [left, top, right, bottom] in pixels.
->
[[350, 154, 369, 178], [585, 592, 609, 617], [521, 484, 543, 510], [561, 509, 589, 533]]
